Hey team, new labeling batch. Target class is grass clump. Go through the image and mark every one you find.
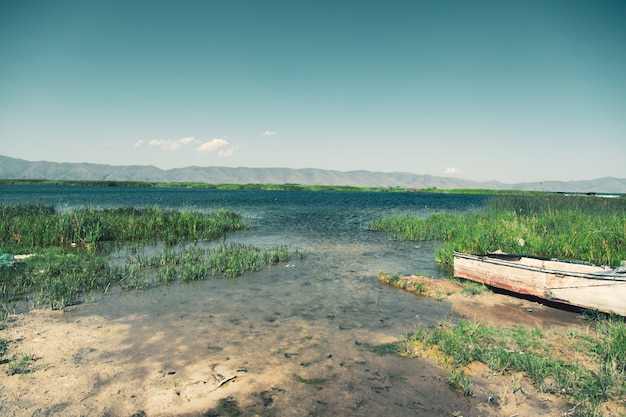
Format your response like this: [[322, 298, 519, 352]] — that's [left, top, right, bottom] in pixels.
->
[[6, 353, 36, 375], [0, 204, 247, 251], [0, 338, 7, 361], [398, 315, 626, 416], [111, 243, 301, 289], [0, 248, 111, 310], [123, 243, 298, 284], [370, 195, 626, 267], [461, 282, 490, 296], [378, 273, 471, 298], [0, 203, 304, 311], [2, 243, 301, 309], [449, 367, 474, 396]]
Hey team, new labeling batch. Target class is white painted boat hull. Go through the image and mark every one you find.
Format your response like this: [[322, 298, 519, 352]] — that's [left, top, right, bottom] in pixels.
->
[[453, 252, 626, 316]]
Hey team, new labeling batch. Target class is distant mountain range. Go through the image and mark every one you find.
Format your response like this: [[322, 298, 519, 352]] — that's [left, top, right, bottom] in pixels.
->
[[1, 155, 625, 193]]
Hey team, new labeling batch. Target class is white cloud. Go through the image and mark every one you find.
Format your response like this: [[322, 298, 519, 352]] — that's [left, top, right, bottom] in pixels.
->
[[197, 138, 229, 153], [149, 139, 181, 151], [196, 138, 238, 157], [217, 145, 239, 157], [148, 137, 200, 151], [139, 136, 238, 157], [179, 137, 199, 145], [262, 130, 277, 136], [444, 166, 459, 174]]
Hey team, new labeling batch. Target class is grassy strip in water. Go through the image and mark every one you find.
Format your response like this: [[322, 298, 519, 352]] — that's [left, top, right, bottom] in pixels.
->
[[378, 272, 490, 301], [1, 244, 304, 310], [420, 187, 549, 196], [0, 179, 418, 192], [1, 179, 563, 195], [0, 203, 304, 310], [117, 243, 301, 290], [0, 203, 246, 251], [396, 316, 626, 416], [370, 195, 626, 266]]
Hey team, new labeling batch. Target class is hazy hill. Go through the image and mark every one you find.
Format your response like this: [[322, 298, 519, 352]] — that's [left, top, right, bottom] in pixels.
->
[[1, 155, 624, 193]]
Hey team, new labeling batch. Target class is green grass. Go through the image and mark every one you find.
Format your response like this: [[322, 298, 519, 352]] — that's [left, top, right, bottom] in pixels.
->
[[414, 281, 427, 294], [0, 338, 7, 360], [420, 187, 548, 196], [370, 194, 626, 266], [1, 179, 571, 195], [0, 204, 247, 251], [373, 194, 625, 414], [0, 179, 422, 192], [449, 367, 474, 396], [398, 315, 626, 416], [0, 243, 301, 309], [461, 281, 490, 296], [6, 353, 35, 375], [0, 203, 303, 310]]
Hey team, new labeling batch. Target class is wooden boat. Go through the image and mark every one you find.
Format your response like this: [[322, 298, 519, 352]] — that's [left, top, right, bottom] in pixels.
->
[[453, 251, 626, 316]]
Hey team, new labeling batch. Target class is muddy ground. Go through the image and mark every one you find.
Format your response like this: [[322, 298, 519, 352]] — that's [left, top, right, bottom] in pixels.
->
[[1, 276, 622, 417]]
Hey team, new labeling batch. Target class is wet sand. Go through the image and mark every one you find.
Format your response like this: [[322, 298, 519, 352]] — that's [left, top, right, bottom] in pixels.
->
[[4, 188, 605, 415], [1, 275, 608, 417], [1, 298, 470, 416]]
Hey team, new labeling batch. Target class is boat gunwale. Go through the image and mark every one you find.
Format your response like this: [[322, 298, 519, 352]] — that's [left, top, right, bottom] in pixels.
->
[[453, 252, 626, 282]]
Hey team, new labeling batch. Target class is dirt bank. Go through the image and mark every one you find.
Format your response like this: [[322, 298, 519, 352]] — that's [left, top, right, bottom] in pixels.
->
[[377, 273, 625, 417]]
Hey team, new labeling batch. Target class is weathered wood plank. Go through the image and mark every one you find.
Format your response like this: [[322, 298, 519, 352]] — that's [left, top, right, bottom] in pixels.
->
[[453, 252, 626, 316]]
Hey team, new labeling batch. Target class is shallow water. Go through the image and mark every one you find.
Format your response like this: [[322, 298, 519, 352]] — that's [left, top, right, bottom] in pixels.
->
[[3, 186, 484, 329], [1, 186, 583, 415]]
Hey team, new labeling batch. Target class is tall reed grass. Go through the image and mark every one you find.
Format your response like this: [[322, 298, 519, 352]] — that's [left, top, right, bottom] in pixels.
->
[[370, 195, 626, 266], [110, 243, 297, 290], [0, 203, 302, 310], [0, 204, 246, 251], [1, 243, 300, 310]]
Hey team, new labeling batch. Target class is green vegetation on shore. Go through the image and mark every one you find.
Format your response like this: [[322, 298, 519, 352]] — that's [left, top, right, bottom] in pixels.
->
[[419, 187, 548, 195], [1, 203, 246, 251], [370, 194, 626, 266], [0, 178, 415, 192], [0, 203, 302, 311], [0, 178, 559, 195], [397, 315, 626, 416], [373, 194, 626, 415]]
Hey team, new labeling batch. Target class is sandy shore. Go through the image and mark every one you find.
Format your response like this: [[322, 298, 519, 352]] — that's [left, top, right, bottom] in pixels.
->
[[1, 276, 623, 417]]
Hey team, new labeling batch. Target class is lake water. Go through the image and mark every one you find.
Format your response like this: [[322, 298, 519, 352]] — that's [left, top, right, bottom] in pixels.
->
[[1, 185, 490, 315], [0, 185, 522, 415], [1, 184, 487, 290]]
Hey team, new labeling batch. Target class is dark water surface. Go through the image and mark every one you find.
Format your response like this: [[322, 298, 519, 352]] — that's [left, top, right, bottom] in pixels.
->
[[2, 185, 567, 415]]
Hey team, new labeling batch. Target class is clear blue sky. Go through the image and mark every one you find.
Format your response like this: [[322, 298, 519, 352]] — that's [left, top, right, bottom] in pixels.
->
[[1, 0, 625, 183]]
